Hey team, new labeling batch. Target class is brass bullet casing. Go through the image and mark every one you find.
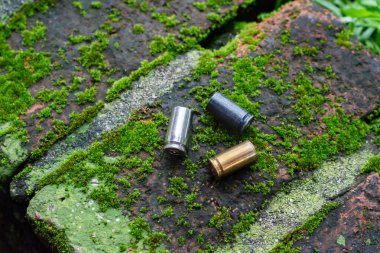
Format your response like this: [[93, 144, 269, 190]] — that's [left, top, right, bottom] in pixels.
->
[[209, 141, 257, 178]]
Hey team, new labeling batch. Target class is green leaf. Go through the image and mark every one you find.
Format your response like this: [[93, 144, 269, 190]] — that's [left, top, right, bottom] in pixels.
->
[[342, 8, 380, 18], [375, 29, 380, 44], [359, 27, 375, 40], [314, 0, 342, 16], [359, 0, 378, 8]]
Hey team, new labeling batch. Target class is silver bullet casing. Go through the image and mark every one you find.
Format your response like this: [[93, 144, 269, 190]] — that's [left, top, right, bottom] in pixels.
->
[[164, 106, 192, 156]]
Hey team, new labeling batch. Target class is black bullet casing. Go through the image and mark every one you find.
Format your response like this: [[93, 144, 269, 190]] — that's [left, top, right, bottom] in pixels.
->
[[206, 92, 253, 134]]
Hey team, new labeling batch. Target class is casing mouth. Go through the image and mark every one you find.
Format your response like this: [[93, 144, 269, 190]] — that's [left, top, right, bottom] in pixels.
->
[[164, 142, 186, 156], [209, 158, 223, 178], [239, 113, 254, 134]]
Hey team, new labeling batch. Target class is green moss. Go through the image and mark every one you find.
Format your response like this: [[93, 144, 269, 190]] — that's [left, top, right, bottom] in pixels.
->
[[132, 23, 145, 34], [57, 48, 68, 63], [374, 136, 380, 147], [89, 185, 120, 211], [296, 134, 336, 171], [335, 28, 354, 50], [68, 75, 84, 92], [192, 124, 233, 146], [144, 232, 167, 251], [178, 236, 185, 247], [361, 153, 380, 174], [207, 12, 221, 23], [176, 216, 190, 227], [0, 81, 35, 122], [33, 220, 72, 253], [34, 87, 68, 114], [149, 35, 167, 55], [123, 188, 141, 209], [128, 215, 148, 239], [152, 12, 180, 28], [167, 176, 188, 197], [78, 31, 109, 70], [68, 34, 91, 44], [292, 72, 325, 125], [30, 102, 104, 160], [21, 20, 47, 46], [372, 116, 380, 148], [124, 0, 138, 8], [54, 76, 66, 86], [279, 110, 369, 173], [4, 0, 55, 34], [72, 1, 86, 16], [209, 206, 232, 230], [90, 69, 102, 82], [323, 112, 370, 153], [183, 159, 199, 179], [272, 124, 300, 150], [50, 88, 68, 112], [179, 25, 205, 42], [193, 50, 217, 80], [37, 107, 52, 118], [193, 2, 207, 11], [156, 196, 167, 204], [232, 56, 264, 97], [280, 31, 290, 46], [294, 46, 319, 57], [35, 87, 67, 112], [38, 150, 88, 188], [185, 192, 202, 210], [108, 8, 121, 22], [134, 158, 154, 180], [243, 181, 273, 195], [118, 177, 131, 189], [271, 202, 340, 252], [162, 206, 174, 218], [140, 1, 149, 12], [90, 1, 103, 9], [214, 38, 238, 58], [75, 86, 97, 104], [237, 23, 262, 49], [197, 233, 205, 244], [100, 22, 113, 33], [7, 49, 52, 87], [224, 211, 257, 241], [207, 0, 232, 9], [324, 65, 335, 79], [264, 77, 291, 95]]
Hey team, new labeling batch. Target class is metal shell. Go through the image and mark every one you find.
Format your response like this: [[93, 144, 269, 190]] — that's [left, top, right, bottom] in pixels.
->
[[164, 106, 192, 156], [209, 140, 257, 178], [206, 92, 253, 134]]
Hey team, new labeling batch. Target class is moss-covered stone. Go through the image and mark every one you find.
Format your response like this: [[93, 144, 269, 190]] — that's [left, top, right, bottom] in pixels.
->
[[2, 0, 380, 252], [27, 184, 167, 252]]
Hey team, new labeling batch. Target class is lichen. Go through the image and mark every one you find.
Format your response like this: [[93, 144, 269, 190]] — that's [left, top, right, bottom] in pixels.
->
[[27, 184, 167, 252]]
